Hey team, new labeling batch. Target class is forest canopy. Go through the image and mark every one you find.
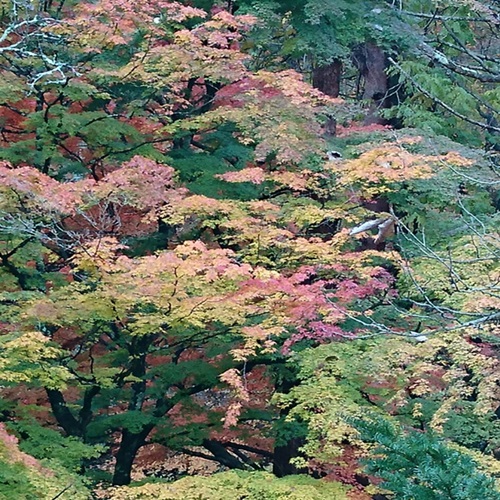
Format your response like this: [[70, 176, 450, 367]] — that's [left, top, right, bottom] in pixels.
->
[[0, 0, 498, 499]]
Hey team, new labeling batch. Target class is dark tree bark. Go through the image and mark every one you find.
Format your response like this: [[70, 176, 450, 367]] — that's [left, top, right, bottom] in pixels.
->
[[273, 436, 308, 477], [46, 388, 84, 437], [46, 386, 101, 439], [359, 43, 388, 102], [78, 385, 100, 432], [202, 439, 248, 470], [112, 425, 155, 485], [311, 60, 342, 137], [312, 60, 342, 98], [271, 366, 307, 477]]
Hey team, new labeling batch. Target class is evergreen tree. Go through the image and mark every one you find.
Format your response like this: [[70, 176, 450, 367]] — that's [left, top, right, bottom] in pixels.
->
[[354, 416, 500, 500]]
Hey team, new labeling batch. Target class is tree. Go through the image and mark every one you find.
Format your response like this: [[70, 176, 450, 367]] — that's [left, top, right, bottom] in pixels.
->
[[0, 146, 399, 483], [0, 0, 499, 495], [354, 416, 500, 500], [233, 0, 500, 146], [0, 0, 387, 486]]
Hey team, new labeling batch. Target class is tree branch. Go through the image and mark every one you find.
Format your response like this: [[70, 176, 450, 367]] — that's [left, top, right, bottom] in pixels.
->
[[388, 57, 500, 133]]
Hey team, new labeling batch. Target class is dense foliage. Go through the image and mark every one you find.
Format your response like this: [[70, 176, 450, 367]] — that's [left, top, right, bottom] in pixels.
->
[[0, 0, 498, 498]]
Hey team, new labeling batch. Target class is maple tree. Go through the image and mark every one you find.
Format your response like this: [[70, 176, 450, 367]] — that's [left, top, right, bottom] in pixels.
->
[[0, 0, 366, 488], [0, 0, 498, 498]]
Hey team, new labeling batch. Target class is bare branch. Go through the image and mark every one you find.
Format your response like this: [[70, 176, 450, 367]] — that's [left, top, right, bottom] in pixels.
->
[[419, 42, 500, 83]]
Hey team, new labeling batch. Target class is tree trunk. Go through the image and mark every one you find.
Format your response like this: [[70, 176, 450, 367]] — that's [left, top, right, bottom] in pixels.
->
[[202, 439, 248, 470], [271, 367, 307, 477], [46, 388, 83, 437], [78, 385, 100, 435], [312, 60, 342, 98], [353, 42, 389, 124], [112, 425, 154, 485], [273, 437, 307, 477], [360, 43, 388, 102]]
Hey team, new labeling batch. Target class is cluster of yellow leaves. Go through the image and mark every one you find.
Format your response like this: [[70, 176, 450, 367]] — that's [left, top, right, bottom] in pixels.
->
[[330, 138, 473, 196], [232, 325, 280, 362], [218, 166, 322, 192], [281, 329, 500, 467], [256, 69, 340, 108], [0, 331, 73, 389], [70, 236, 129, 275], [274, 346, 368, 463], [20, 229, 394, 392], [284, 203, 348, 229], [30, 239, 257, 334], [117, 31, 249, 91], [74, 5, 255, 103], [165, 198, 298, 266], [219, 76, 326, 164], [144, 65, 331, 165], [163, 195, 399, 288], [164, 192, 399, 276], [406, 232, 500, 313], [162, 194, 238, 227], [405, 332, 500, 430], [161, 81, 327, 165], [105, 471, 349, 500]]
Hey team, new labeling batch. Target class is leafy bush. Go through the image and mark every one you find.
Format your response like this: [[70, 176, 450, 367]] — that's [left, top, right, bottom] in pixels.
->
[[108, 471, 349, 500]]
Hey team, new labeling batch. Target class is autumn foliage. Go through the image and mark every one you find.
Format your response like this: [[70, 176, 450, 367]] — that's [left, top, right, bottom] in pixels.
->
[[0, 0, 499, 498]]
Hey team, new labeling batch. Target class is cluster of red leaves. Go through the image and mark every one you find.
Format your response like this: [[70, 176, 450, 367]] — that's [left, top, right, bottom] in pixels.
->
[[0, 156, 184, 239], [70, 0, 207, 47]]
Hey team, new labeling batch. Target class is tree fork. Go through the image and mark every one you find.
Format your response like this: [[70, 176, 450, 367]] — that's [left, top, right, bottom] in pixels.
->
[[46, 388, 84, 437]]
